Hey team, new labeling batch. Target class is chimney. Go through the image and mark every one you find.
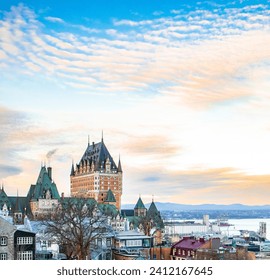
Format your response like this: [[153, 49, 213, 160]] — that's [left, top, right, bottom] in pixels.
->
[[47, 167, 52, 180], [61, 192, 64, 199]]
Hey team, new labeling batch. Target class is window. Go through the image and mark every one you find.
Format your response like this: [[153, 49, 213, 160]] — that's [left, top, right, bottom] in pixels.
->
[[0, 253, 8, 260], [17, 237, 33, 245], [126, 240, 142, 247], [0, 236, 8, 246], [106, 238, 111, 247], [97, 238, 102, 247], [17, 251, 33, 260]]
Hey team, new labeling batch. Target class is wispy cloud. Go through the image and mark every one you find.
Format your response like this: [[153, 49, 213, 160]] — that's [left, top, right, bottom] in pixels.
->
[[0, 3, 269, 109], [1, 3, 270, 203], [125, 166, 270, 204], [122, 135, 181, 159], [44, 16, 65, 23]]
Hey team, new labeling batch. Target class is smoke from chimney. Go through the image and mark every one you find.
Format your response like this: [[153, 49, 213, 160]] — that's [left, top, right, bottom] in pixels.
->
[[46, 148, 57, 166]]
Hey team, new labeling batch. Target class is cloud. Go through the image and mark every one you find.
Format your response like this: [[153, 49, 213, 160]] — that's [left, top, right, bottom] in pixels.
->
[[1, 3, 270, 204], [44, 16, 65, 23], [1, 3, 270, 108], [0, 164, 22, 178], [122, 135, 181, 159], [153, 11, 164, 16], [124, 166, 270, 205]]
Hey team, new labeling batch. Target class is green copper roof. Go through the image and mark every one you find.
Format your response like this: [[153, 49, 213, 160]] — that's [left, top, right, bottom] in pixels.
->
[[98, 203, 118, 217], [134, 197, 146, 210], [0, 187, 11, 209], [148, 201, 158, 215], [8, 196, 29, 214], [27, 166, 60, 200], [147, 201, 164, 229], [104, 189, 116, 202]]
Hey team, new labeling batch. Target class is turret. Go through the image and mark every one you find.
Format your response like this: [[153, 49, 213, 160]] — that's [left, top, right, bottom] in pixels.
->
[[117, 156, 122, 173], [70, 161, 75, 176]]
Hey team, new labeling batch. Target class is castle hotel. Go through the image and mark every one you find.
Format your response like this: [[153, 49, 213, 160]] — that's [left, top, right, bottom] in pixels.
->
[[70, 136, 123, 209]]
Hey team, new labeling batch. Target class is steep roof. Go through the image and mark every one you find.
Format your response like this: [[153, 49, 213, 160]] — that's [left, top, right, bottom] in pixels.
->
[[70, 162, 75, 176], [104, 189, 116, 202], [117, 157, 122, 173], [148, 201, 159, 215], [0, 187, 11, 209], [8, 196, 30, 215], [27, 166, 60, 200], [79, 140, 118, 171], [134, 197, 146, 210], [98, 203, 118, 217], [147, 200, 164, 229]]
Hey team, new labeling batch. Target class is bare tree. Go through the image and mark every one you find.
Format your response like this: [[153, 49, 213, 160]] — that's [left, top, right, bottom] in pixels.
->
[[42, 198, 110, 260]]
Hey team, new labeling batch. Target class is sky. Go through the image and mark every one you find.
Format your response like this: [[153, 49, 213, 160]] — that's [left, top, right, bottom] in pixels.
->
[[1, 0, 270, 206]]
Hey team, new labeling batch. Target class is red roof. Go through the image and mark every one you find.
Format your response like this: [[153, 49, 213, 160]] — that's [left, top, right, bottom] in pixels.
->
[[172, 237, 206, 250]]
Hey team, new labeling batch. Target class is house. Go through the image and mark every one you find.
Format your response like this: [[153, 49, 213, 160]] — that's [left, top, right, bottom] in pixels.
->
[[170, 236, 220, 260], [0, 216, 35, 260], [112, 230, 153, 260], [91, 232, 114, 260]]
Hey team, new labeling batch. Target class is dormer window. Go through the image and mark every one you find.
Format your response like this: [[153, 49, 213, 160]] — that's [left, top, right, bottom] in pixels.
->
[[105, 158, 111, 173]]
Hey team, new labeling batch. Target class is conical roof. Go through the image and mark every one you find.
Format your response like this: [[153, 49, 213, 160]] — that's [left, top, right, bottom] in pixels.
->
[[0, 186, 11, 209], [148, 201, 158, 215], [70, 162, 75, 176], [134, 197, 146, 210], [147, 200, 164, 229], [117, 157, 122, 173]]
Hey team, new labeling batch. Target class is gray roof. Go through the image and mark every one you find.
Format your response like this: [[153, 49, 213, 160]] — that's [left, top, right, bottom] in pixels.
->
[[79, 140, 119, 172]]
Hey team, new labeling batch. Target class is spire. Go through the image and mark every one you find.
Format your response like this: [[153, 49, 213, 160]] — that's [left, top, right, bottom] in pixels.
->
[[70, 160, 75, 176], [88, 135, 90, 147], [117, 155, 122, 173], [15, 189, 20, 212], [101, 130, 104, 143]]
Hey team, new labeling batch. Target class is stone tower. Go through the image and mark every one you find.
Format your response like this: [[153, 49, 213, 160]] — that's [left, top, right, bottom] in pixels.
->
[[70, 135, 123, 209]]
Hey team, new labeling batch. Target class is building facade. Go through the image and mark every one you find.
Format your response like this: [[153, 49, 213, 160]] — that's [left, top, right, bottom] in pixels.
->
[[0, 216, 36, 260], [0, 166, 60, 221], [170, 236, 220, 260], [112, 230, 153, 260], [70, 137, 123, 209], [27, 166, 60, 219]]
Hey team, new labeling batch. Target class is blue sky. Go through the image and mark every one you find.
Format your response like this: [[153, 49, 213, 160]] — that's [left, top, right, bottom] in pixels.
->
[[1, 0, 270, 205]]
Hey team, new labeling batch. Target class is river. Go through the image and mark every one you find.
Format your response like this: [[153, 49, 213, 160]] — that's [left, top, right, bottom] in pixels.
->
[[219, 218, 270, 240], [165, 218, 270, 240]]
